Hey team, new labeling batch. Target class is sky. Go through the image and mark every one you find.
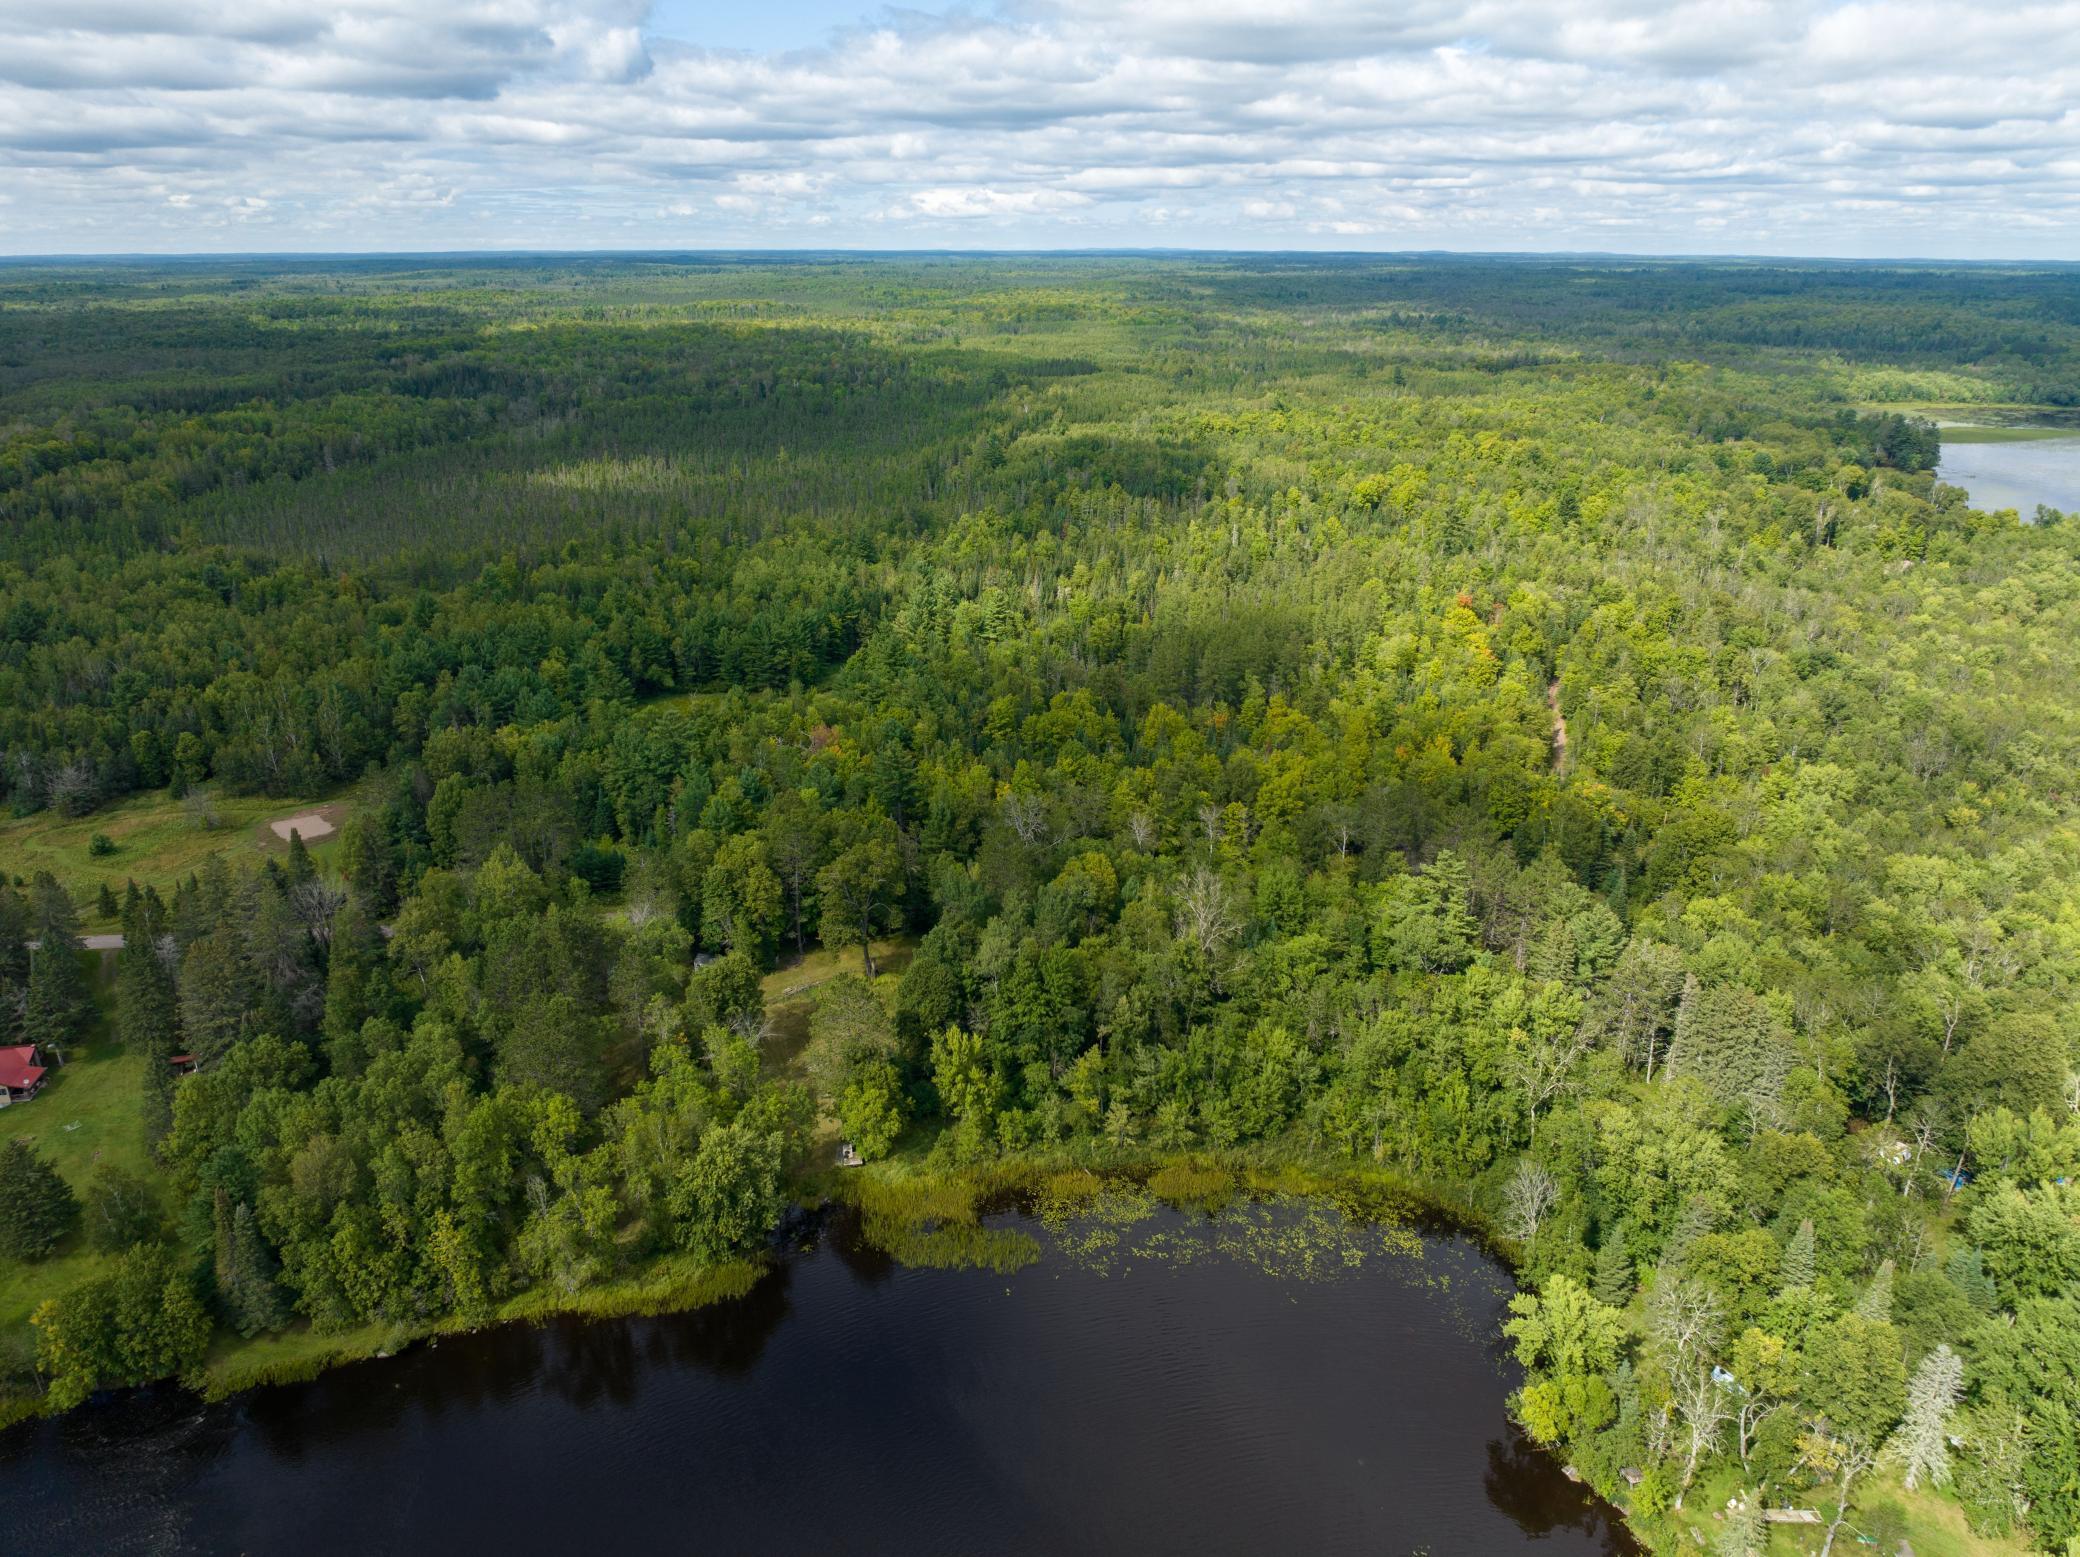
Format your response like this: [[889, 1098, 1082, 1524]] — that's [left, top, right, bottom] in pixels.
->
[[2, 0, 2078, 257]]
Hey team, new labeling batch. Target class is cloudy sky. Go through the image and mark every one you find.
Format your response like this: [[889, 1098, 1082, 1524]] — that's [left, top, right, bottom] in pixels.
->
[[2, 0, 2077, 256]]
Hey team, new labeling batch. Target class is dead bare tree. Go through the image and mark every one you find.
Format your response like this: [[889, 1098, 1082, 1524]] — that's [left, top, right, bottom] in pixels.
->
[[1173, 867, 1240, 964], [290, 878, 348, 945], [1671, 1366, 1733, 1505], [1501, 1158, 1558, 1246]]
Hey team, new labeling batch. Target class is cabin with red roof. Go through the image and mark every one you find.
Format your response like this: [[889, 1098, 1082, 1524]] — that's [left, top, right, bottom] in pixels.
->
[[0, 1044, 49, 1106]]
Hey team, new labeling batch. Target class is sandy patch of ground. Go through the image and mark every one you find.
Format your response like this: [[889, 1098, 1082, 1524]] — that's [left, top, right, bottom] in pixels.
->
[[267, 801, 347, 844]]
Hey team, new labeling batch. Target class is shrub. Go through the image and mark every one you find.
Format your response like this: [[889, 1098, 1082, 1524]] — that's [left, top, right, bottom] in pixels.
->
[[84, 1167, 163, 1252]]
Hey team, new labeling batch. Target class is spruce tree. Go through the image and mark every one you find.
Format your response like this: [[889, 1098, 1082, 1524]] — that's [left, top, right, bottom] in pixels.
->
[[1944, 1245, 1997, 1313], [1855, 1258, 1896, 1322], [1593, 1222, 1634, 1308], [1889, 1343, 1965, 1490], [0, 883, 29, 1041], [116, 887, 178, 1054], [1780, 1218, 1817, 1290], [218, 1201, 289, 1336], [23, 872, 88, 1056], [0, 1139, 81, 1260], [321, 898, 388, 1077]]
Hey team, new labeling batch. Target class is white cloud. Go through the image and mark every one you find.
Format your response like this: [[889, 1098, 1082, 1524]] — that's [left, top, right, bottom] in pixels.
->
[[0, 0, 2076, 253], [907, 185, 1091, 217]]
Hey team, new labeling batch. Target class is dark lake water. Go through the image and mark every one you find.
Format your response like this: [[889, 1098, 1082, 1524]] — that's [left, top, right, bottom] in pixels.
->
[[1, 1200, 1638, 1556], [1938, 427, 2080, 517]]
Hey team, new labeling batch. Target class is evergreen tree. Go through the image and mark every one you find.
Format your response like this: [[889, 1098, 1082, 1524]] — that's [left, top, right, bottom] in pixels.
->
[[0, 883, 30, 1042], [1781, 1218, 1817, 1291], [23, 872, 88, 1055], [0, 1139, 81, 1260], [284, 830, 315, 887], [1945, 1245, 1997, 1314], [1855, 1258, 1896, 1322], [338, 814, 400, 918], [115, 886, 184, 1147], [178, 924, 255, 1066], [321, 898, 389, 1077], [1593, 1222, 1634, 1308], [116, 888, 178, 1052], [1889, 1343, 1964, 1491], [1664, 978, 1776, 1104], [218, 1201, 290, 1336]]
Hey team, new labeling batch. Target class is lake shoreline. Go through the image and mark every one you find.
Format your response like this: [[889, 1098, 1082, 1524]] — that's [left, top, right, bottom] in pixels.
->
[[1935, 415, 2080, 518], [4, 1152, 1660, 1552], [5, 1150, 1501, 1418], [5, 1155, 1650, 1557]]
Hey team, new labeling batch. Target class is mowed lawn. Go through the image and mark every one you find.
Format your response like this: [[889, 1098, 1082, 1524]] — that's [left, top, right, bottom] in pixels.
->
[[0, 1045, 157, 1345], [0, 789, 346, 923]]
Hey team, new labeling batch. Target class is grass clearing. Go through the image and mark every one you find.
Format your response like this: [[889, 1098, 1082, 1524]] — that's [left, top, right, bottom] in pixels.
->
[[1649, 1461, 2032, 1557], [759, 936, 918, 1074], [0, 1045, 156, 1337], [0, 789, 348, 920], [1939, 423, 2080, 444]]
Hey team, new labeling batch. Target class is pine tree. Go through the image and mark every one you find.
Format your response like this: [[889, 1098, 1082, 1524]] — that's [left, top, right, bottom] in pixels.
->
[[1664, 977, 1776, 1104], [1781, 1218, 1816, 1290], [284, 830, 315, 887], [1855, 1257, 1895, 1322], [1889, 1343, 1965, 1490], [218, 1201, 289, 1337], [1593, 1222, 1634, 1308], [117, 888, 184, 1147], [0, 1139, 81, 1260]]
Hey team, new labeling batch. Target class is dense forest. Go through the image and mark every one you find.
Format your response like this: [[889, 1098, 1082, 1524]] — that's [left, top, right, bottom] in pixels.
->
[[3, 254, 2080, 1553]]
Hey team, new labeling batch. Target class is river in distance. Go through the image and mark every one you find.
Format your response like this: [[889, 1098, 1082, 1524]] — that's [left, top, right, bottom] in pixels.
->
[[2, 1197, 1639, 1556], [1937, 424, 2080, 518]]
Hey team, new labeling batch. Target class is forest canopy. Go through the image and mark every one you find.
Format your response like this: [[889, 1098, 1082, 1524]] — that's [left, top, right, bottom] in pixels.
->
[[3, 254, 2080, 1551]]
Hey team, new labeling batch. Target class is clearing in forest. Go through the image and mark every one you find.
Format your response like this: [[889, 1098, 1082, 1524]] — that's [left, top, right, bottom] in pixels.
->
[[0, 791, 349, 920], [759, 936, 920, 1075]]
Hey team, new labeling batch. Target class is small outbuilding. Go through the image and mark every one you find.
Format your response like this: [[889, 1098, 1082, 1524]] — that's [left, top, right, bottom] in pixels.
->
[[836, 1142, 864, 1168], [169, 1053, 199, 1076], [0, 1044, 49, 1106]]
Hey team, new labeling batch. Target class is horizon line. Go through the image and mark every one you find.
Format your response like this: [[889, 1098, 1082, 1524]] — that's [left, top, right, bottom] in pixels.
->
[[3, 245, 2079, 268]]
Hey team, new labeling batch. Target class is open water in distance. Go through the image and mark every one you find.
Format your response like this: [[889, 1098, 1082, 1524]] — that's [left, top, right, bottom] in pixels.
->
[[2, 1201, 1640, 1556], [1937, 425, 2080, 517]]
